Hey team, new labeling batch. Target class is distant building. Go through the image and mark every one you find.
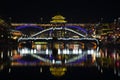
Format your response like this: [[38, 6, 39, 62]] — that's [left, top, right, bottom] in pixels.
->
[[50, 15, 67, 24], [10, 14, 120, 39]]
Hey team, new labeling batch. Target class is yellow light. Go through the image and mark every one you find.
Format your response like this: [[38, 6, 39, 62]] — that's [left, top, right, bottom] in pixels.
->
[[50, 15, 67, 23], [50, 66, 67, 77], [13, 36, 18, 40], [11, 31, 22, 36]]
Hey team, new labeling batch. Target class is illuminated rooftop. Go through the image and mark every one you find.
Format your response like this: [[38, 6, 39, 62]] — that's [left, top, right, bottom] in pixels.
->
[[50, 15, 67, 23]]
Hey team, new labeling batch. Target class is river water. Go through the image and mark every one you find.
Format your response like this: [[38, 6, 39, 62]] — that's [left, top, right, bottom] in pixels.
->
[[0, 45, 120, 80]]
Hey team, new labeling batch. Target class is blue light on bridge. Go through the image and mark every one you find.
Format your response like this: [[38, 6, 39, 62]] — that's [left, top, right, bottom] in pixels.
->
[[65, 26, 87, 34], [16, 26, 44, 30]]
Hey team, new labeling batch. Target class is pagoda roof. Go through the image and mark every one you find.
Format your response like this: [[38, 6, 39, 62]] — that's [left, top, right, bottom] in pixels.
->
[[50, 15, 67, 23]]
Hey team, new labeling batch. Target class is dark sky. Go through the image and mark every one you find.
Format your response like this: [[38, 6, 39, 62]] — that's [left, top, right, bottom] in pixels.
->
[[1, 0, 120, 23]]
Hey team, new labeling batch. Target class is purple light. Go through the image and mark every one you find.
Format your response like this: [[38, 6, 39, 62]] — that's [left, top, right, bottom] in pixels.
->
[[16, 26, 43, 30], [65, 26, 87, 34], [16, 58, 41, 64], [68, 55, 87, 64]]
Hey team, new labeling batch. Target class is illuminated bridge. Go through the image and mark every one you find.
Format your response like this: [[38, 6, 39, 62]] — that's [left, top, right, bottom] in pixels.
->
[[12, 23, 88, 36], [12, 27, 100, 65]]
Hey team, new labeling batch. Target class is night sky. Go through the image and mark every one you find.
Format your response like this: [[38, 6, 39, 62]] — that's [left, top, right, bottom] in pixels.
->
[[1, 0, 120, 23]]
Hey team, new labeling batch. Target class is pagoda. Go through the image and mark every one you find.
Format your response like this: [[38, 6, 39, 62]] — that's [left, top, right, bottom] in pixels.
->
[[50, 15, 67, 37], [50, 15, 67, 24]]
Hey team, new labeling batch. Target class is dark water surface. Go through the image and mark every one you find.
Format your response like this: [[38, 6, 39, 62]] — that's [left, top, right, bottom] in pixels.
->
[[0, 45, 120, 80], [0, 66, 119, 80]]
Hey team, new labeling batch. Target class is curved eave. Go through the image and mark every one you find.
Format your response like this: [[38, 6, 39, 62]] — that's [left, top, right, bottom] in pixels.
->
[[52, 16, 65, 20], [50, 21, 67, 23]]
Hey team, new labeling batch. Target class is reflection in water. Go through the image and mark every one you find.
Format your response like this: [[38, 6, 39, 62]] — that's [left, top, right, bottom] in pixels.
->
[[50, 66, 67, 77], [0, 45, 120, 77], [0, 46, 120, 66], [100, 46, 120, 60], [16, 40, 100, 65]]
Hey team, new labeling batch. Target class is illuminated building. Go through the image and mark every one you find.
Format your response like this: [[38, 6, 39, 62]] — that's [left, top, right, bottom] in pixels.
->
[[50, 14, 67, 24], [10, 14, 120, 40]]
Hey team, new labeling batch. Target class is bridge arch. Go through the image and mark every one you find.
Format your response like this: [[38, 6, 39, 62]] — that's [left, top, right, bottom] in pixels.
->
[[17, 27, 99, 65], [30, 27, 87, 38], [65, 26, 87, 35], [16, 25, 44, 36]]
